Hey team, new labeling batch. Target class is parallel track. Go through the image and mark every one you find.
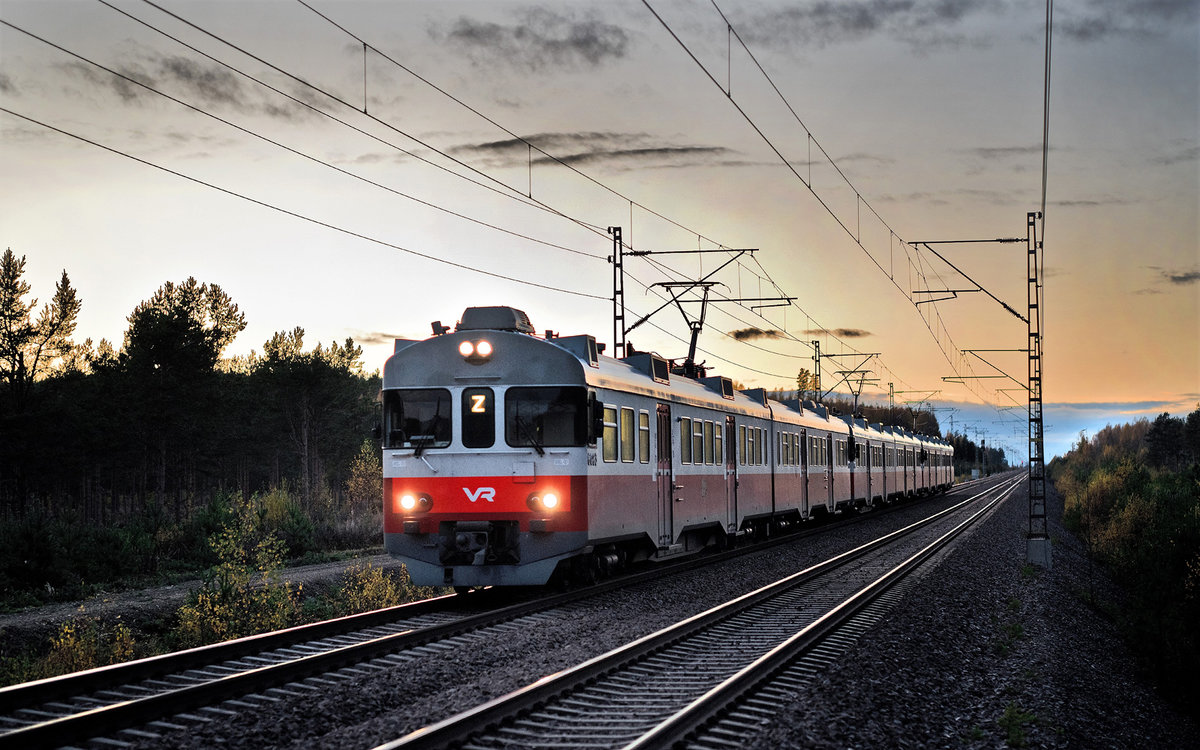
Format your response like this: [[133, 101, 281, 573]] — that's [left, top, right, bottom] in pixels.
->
[[0, 474, 1004, 749], [379, 474, 1023, 750]]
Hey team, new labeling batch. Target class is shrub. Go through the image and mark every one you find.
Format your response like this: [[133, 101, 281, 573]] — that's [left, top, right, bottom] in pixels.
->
[[173, 496, 300, 647], [331, 561, 443, 617]]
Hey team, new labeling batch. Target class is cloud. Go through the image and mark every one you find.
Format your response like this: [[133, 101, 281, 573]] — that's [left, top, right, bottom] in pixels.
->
[[735, 0, 995, 51], [57, 51, 314, 122], [1142, 265, 1200, 291], [1162, 269, 1200, 285], [352, 330, 404, 346], [802, 327, 872, 338], [965, 144, 1042, 161], [439, 8, 629, 71], [1058, 0, 1198, 41], [1151, 145, 1200, 166], [451, 131, 738, 171], [729, 327, 784, 341], [0, 72, 14, 95]]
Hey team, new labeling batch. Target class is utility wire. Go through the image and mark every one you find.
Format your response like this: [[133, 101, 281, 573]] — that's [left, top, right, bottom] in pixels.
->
[[129, 0, 832, 372], [79, 0, 927, 398], [291, 0, 918, 386], [1041, 0, 1054, 236], [4, 16, 606, 264], [0, 106, 608, 302], [129, 0, 616, 244], [644, 0, 997, 405]]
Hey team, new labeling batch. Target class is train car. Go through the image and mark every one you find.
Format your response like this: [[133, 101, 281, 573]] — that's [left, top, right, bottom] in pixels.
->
[[382, 306, 953, 588]]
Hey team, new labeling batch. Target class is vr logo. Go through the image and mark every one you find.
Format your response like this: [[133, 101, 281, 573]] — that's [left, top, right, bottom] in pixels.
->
[[463, 487, 496, 503]]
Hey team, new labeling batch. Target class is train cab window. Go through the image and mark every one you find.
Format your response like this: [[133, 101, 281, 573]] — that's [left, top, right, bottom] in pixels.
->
[[461, 388, 495, 449], [620, 408, 635, 463], [506, 386, 589, 450], [639, 411, 651, 464], [680, 418, 693, 464], [383, 388, 451, 451], [602, 406, 618, 462], [693, 420, 704, 465]]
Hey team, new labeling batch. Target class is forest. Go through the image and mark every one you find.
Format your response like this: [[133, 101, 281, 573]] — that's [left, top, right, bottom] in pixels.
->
[[1, 249, 382, 609], [1050, 408, 1200, 715], [2, 248, 1001, 611]]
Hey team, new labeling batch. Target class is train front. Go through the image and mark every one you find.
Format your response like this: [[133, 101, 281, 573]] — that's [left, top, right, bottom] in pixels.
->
[[381, 307, 592, 588]]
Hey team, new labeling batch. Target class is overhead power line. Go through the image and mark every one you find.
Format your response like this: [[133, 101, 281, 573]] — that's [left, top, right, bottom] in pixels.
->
[[0, 106, 608, 302], [642, 0, 1006, 407], [287, 0, 927, 391]]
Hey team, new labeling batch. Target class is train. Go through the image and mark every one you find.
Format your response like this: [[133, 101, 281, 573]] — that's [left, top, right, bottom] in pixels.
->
[[382, 306, 953, 588]]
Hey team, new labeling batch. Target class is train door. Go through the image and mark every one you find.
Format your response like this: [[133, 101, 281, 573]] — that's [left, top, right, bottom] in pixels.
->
[[724, 416, 738, 534], [800, 429, 810, 518], [656, 403, 674, 548], [826, 434, 835, 510]]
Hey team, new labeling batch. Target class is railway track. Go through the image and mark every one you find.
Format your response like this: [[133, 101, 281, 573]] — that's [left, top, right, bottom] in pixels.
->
[[379, 473, 1024, 750], [0, 475, 1002, 749]]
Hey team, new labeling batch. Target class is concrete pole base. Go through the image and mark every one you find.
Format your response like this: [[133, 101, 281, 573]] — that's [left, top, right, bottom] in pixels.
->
[[1026, 535, 1053, 569]]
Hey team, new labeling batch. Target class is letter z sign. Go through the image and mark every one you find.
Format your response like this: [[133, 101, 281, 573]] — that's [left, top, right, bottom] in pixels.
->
[[464, 487, 496, 503]]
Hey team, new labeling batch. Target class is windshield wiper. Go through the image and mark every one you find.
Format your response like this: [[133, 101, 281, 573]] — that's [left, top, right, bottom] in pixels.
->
[[514, 414, 546, 457], [413, 399, 444, 458]]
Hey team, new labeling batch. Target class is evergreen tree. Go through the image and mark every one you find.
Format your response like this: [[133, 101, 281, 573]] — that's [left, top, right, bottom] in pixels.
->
[[0, 248, 81, 412]]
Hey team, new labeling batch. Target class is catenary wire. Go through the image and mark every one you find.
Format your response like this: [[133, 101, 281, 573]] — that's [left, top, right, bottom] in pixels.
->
[[3, 17, 607, 265], [74, 2, 934, 401], [0, 106, 609, 302], [290, 0, 901, 369], [643, 0, 998, 406]]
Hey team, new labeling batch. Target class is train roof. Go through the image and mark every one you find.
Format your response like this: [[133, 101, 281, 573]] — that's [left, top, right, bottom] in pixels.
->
[[386, 307, 949, 448]]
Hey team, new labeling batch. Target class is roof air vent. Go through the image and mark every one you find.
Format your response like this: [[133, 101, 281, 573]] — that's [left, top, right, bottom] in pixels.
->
[[457, 306, 535, 334]]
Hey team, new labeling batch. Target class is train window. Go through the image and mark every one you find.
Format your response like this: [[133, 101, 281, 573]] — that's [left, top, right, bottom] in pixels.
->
[[693, 420, 704, 465], [754, 428, 764, 465], [620, 408, 635, 463], [836, 440, 846, 467], [602, 406, 618, 462], [704, 420, 715, 465], [461, 388, 495, 449], [680, 418, 692, 464], [639, 411, 650, 463], [739, 425, 747, 466], [714, 423, 723, 465], [506, 386, 589, 450], [383, 388, 451, 451]]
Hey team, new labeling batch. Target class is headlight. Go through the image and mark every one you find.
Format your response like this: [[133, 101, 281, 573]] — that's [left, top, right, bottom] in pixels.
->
[[459, 339, 493, 363], [526, 491, 561, 512], [395, 492, 433, 514]]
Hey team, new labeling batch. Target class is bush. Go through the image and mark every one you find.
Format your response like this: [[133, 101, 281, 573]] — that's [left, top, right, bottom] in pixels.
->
[[1052, 410, 1200, 719], [173, 496, 300, 647]]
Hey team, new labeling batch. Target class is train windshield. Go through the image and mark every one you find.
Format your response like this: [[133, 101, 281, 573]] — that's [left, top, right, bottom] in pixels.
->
[[383, 388, 451, 452], [505, 386, 588, 449]]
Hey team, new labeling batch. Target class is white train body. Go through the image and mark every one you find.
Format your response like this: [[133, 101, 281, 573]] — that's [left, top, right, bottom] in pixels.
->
[[382, 307, 953, 587]]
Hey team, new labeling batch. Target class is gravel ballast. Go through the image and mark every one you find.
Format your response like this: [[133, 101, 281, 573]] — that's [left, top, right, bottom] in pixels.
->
[[92, 479, 1194, 748]]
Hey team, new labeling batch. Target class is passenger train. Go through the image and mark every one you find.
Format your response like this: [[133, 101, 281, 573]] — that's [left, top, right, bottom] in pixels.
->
[[382, 306, 953, 588]]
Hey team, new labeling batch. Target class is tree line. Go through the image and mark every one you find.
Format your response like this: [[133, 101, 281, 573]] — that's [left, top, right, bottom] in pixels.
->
[[1050, 407, 1200, 719], [0, 249, 381, 602]]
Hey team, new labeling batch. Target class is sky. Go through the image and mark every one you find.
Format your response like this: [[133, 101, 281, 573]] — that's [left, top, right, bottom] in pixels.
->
[[2, 0, 1197, 461]]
